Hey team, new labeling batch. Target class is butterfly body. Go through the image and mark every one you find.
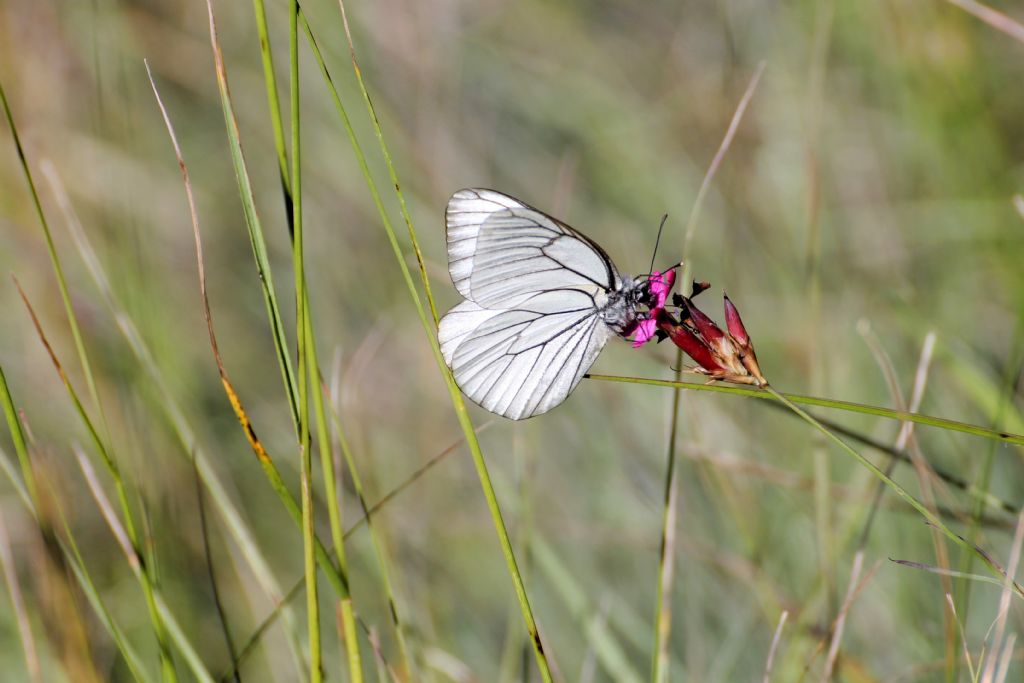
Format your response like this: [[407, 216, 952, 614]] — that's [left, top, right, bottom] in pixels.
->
[[439, 189, 647, 420], [598, 276, 647, 335]]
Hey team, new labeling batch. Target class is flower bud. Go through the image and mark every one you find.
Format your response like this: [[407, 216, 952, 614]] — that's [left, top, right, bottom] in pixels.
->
[[723, 293, 749, 347]]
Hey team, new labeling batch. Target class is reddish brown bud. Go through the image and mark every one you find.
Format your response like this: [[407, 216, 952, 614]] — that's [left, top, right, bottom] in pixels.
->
[[691, 280, 711, 298], [684, 298, 726, 344], [723, 293, 749, 347], [658, 319, 725, 372]]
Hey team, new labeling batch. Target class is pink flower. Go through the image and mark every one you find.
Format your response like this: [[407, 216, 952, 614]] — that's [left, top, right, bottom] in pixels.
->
[[649, 269, 676, 308], [630, 270, 768, 386], [631, 319, 658, 347], [631, 270, 676, 348]]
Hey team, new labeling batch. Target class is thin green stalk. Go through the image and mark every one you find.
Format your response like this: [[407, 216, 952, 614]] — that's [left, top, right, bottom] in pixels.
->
[[141, 61, 307, 680], [303, 313, 365, 681], [0, 380, 152, 681], [61, 537, 153, 683], [335, 3, 438, 327], [655, 62, 765, 683], [0, 368, 36, 505], [762, 385, 1023, 596], [250, 0, 294, 234], [287, 2, 323, 679], [42, 476, 155, 682], [651, 386, 682, 683], [323, 377, 414, 677], [73, 445, 214, 683], [203, 0, 366, 671], [227, 426, 490, 678], [308, 9, 554, 679], [1, 70, 177, 681], [758, 403, 1020, 517], [803, 0, 836, 628], [954, 315, 1024, 661], [192, 454, 240, 683], [247, 2, 364, 675], [249, 2, 364, 676], [149, 75, 353, 609], [204, 0, 300, 434], [0, 442, 151, 683], [585, 375, 1024, 447], [15, 282, 177, 680], [0, 75, 110, 446]]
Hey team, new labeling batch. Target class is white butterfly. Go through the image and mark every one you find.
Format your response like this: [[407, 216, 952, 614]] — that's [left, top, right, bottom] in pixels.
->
[[438, 189, 649, 420]]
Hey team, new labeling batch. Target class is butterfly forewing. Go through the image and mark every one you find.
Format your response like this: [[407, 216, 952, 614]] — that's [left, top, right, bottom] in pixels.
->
[[446, 189, 620, 308], [439, 189, 630, 419]]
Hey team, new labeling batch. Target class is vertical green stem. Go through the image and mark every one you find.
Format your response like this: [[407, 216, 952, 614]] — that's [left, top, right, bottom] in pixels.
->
[[305, 309, 365, 682], [314, 7, 554, 678], [953, 315, 1024, 679], [288, 2, 321, 680], [651, 379, 682, 683], [805, 0, 836, 623]]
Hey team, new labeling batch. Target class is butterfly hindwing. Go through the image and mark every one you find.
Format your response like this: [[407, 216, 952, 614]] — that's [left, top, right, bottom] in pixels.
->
[[438, 289, 613, 420]]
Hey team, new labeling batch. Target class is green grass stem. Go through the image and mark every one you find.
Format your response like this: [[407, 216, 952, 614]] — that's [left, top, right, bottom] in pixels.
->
[[305, 7, 555, 678], [287, 1, 324, 679], [763, 385, 1023, 597], [586, 375, 1024, 447]]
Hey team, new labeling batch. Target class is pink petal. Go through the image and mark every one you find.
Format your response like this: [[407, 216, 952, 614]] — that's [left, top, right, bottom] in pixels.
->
[[649, 270, 676, 308], [632, 319, 657, 348]]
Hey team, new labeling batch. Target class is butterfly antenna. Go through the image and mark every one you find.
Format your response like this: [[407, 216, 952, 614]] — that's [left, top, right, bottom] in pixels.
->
[[648, 213, 669, 275]]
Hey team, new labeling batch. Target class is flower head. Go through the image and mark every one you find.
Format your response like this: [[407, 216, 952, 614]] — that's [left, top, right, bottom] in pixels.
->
[[630, 271, 768, 386]]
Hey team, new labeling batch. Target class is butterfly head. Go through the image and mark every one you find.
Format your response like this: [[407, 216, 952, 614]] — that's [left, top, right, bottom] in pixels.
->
[[602, 270, 678, 338]]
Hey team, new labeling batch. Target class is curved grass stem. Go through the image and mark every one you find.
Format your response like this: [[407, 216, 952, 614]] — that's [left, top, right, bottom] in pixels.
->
[[586, 374, 1024, 447], [762, 385, 1023, 598]]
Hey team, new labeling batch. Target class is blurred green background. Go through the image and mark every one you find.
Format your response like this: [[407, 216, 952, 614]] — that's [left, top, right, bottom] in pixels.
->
[[1, 0, 1023, 681]]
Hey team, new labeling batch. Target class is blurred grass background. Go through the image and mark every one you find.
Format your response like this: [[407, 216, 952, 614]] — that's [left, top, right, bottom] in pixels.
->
[[1, 0, 1024, 681]]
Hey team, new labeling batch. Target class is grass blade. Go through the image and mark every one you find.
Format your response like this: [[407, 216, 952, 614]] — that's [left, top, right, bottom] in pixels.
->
[[586, 375, 1024, 447], [764, 385, 1024, 597], [654, 61, 765, 683], [14, 279, 178, 681], [41, 157, 309, 681], [203, 0, 300, 432], [286, 1, 324, 679], [144, 56, 365, 682], [307, 6, 555, 677], [0, 512, 42, 683], [73, 445, 215, 683], [226, 423, 490, 677], [191, 453, 240, 683], [245, 2, 368, 675], [0, 75, 110, 446]]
